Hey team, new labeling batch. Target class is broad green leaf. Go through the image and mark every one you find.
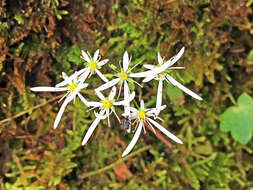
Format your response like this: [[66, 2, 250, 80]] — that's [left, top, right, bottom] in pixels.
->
[[220, 93, 253, 144]]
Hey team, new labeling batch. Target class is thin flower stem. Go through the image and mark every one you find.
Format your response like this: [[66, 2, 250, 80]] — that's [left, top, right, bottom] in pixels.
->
[[0, 95, 62, 125], [80, 145, 152, 179]]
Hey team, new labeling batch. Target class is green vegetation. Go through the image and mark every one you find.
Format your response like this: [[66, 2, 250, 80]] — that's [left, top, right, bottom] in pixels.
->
[[0, 0, 252, 189]]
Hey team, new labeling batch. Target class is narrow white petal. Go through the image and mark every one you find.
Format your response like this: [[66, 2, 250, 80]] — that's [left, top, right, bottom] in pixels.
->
[[95, 78, 120, 92], [147, 105, 167, 115], [170, 47, 185, 65], [61, 72, 68, 80], [98, 59, 109, 67], [115, 91, 135, 106], [142, 75, 156, 83], [95, 91, 105, 100], [129, 70, 156, 78], [117, 81, 123, 99], [79, 70, 90, 83], [95, 69, 109, 83], [113, 100, 125, 106], [30, 87, 68, 92], [77, 93, 89, 106], [124, 81, 130, 116], [56, 68, 87, 87], [130, 107, 138, 113], [128, 91, 135, 102], [166, 75, 202, 100], [169, 67, 185, 69], [81, 50, 91, 63], [143, 64, 156, 70], [88, 101, 102, 107], [109, 86, 117, 100], [156, 80, 163, 110], [94, 110, 107, 119], [93, 49, 99, 62], [165, 47, 185, 68], [80, 83, 89, 89], [82, 117, 101, 145], [140, 100, 145, 110], [122, 121, 143, 157], [157, 52, 163, 65], [53, 93, 74, 129], [147, 118, 183, 144], [123, 51, 130, 72]]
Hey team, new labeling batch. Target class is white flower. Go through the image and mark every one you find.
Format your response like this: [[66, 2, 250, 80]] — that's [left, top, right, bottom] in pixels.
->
[[78, 49, 109, 83], [122, 100, 183, 157], [130, 47, 202, 116], [95, 51, 142, 117], [82, 86, 135, 145], [30, 71, 89, 129]]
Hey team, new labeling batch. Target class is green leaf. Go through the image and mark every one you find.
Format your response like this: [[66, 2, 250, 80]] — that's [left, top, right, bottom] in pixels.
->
[[247, 49, 253, 65], [220, 93, 253, 144]]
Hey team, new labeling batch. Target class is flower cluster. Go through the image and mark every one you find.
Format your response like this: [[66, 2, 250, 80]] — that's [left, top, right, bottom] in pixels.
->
[[31, 47, 202, 157]]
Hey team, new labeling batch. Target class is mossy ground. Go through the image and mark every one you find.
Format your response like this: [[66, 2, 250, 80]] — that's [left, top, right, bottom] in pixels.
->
[[0, 0, 252, 189]]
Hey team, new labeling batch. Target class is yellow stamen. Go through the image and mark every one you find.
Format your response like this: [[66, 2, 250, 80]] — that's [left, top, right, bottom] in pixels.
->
[[68, 82, 78, 92], [89, 61, 97, 70], [103, 99, 112, 109], [120, 72, 128, 80], [138, 110, 146, 119]]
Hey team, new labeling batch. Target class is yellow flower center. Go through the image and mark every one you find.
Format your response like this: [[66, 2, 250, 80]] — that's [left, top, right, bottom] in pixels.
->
[[138, 110, 146, 119], [68, 82, 78, 92], [89, 61, 97, 70], [120, 72, 128, 81], [103, 99, 112, 109]]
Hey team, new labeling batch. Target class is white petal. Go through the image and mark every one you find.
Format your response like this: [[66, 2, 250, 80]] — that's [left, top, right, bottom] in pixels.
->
[[165, 47, 185, 68], [95, 91, 105, 100], [82, 117, 101, 145], [93, 49, 99, 62], [147, 105, 167, 115], [156, 80, 163, 110], [130, 107, 138, 113], [56, 68, 87, 87], [114, 91, 135, 106], [122, 121, 143, 157], [95, 78, 120, 92], [128, 91, 135, 102], [166, 75, 202, 100], [53, 93, 74, 129], [94, 110, 107, 119], [140, 100, 145, 110], [109, 86, 117, 100], [147, 118, 183, 144], [88, 101, 102, 107], [142, 75, 156, 83], [123, 51, 130, 72], [170, 47, 185, 65], [77, 93, 89, 106], [143, 64, 156, 70], [124, 81, 130, 116], [80, 83, 89, 89], [129, 70, 156, 78], [81, 50, 91, 63], [95, 69, 108, 83], [98, 59, 109, 67], [30, 87, 69, 92], [157, 52, 163, 65], [61, 72, 68, 80], [78, 70, 90, 83], [169, 67, 185, 69]]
